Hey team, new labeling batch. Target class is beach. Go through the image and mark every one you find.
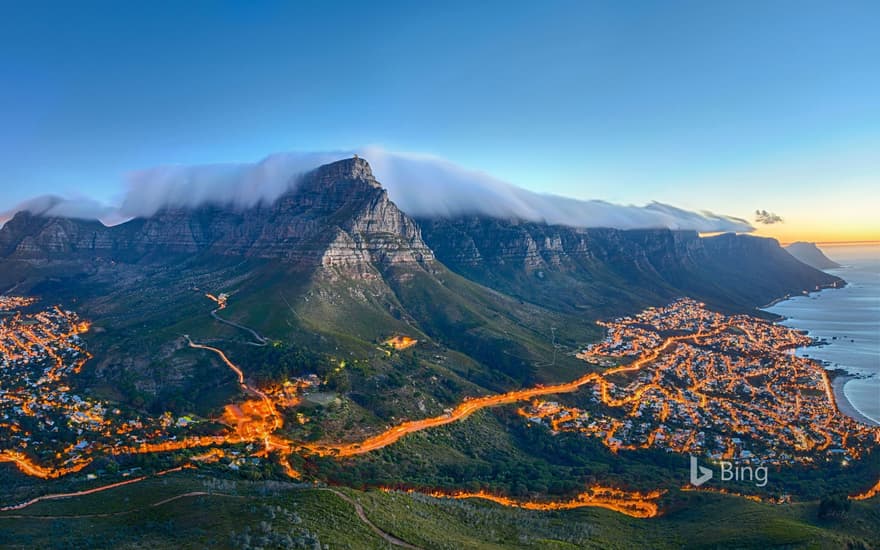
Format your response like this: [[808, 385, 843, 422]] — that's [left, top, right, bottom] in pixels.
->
[[765, 243, 880, 427], [832, 375, 880, 427]]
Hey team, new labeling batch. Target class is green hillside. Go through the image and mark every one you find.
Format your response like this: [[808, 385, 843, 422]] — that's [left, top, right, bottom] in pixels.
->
[[1, 469, 876, 549]]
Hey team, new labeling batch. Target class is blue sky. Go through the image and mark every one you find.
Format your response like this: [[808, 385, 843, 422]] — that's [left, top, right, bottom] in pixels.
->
[[1, 1, 877, 241]]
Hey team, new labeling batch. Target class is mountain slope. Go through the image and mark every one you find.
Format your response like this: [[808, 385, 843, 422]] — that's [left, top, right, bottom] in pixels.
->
[[418, 217, 844, 317], [0, 157, 434, 269], [0, 157, 845, 420], [785, 241, 841, 270], [0, 159, 589, 423]]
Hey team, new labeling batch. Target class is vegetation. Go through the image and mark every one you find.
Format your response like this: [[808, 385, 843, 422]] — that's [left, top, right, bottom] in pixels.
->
[[0, 470, 877, 549]]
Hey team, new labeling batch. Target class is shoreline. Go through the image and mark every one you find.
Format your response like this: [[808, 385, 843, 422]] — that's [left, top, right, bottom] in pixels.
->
[[759, 293, 798, 310], [762, 270, 880, 427], [757, 278, 846, 311], [832, 375, 880, 427]]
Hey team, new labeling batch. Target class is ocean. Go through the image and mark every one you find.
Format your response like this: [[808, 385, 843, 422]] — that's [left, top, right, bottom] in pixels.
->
[[764, 243, 880, 425]]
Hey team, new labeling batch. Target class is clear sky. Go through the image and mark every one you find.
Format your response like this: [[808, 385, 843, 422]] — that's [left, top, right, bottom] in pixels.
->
[[1, 1, 877, 242]]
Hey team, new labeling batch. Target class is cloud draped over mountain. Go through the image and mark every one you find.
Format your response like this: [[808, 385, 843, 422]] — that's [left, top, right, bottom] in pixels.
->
[[1, 148, 753, 233]]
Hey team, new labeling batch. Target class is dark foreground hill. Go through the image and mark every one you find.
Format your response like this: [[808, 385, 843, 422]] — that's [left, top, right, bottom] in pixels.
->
[[0, 472, 877, 549]]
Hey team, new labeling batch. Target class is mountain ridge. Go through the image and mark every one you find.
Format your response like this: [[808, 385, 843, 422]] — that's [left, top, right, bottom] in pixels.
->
[[0, 157, 842, 317], [0, 158, 434, 272], [418, 216, 843, 317]]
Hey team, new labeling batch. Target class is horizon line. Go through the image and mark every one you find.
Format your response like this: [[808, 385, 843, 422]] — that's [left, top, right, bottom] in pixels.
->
[[780, 240, 880, 247]]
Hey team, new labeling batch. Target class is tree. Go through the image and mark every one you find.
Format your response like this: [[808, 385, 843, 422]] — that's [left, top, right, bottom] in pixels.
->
[[817, 494, 851, 520]]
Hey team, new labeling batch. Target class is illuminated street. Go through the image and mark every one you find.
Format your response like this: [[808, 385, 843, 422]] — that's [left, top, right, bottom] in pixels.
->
[[2, 294, 878, 516], [520, 299, 879, 466]]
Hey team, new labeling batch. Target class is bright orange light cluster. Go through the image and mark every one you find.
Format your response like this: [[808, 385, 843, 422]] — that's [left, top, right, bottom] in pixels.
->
[[850, 479, 880, 501], [0, 450, 90, 479], [5, 293, 877, 521], [384, 335, 418, 350], [523, 299, 879, 466], [385, 485, 665, 518]]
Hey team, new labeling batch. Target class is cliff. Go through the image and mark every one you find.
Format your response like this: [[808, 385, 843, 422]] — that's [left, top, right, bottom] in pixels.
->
[[0, 158, 842, 317], [0, 158, 434, 271], [418, 217, 843, 315]]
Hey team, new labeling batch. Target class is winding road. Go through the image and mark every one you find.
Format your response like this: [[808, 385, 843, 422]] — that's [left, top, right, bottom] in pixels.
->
[[302, 325, 729, 457], [205, 293, 268, 346]]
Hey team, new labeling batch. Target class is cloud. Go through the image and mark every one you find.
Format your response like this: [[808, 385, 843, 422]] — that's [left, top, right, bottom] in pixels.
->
[[366, 149, 752, 232], [754, 209, 784, 225], [1, 148, 754, 233], [1, 194, 125, 225]]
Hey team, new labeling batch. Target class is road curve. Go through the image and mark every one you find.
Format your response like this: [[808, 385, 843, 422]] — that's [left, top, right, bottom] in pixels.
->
[[210, 308, 268, 346], [303, 326, 730, 457]]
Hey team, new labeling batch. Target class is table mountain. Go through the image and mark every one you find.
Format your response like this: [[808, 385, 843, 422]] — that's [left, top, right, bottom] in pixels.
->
[[0, 157, 844, 410]]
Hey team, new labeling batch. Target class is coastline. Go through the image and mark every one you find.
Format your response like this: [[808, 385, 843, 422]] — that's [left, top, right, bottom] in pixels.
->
[[759, 293, 797, 310], [757, 279, 847, 311], [762, 254, 880, 428], [831, 375, 880, 427]]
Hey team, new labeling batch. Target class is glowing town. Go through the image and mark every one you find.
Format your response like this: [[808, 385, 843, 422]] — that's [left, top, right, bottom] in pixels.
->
[[1, 294, 877, 518]]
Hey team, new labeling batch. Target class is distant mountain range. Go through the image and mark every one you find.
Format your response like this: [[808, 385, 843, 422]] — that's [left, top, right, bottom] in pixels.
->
[[785, 241, 841, 270]]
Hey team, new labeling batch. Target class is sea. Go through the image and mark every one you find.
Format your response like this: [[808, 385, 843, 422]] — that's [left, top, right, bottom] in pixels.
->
[[764, 243, 880, 425]]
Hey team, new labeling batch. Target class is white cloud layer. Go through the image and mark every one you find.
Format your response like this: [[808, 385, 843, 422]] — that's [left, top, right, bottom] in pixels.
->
[[1, 147, 753, 233]]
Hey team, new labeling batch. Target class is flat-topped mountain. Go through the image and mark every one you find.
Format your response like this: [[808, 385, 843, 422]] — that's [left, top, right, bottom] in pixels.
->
[[785, 241, 841, 270], [1, 157, 842, 316], [0, 156, 850, 479], [0, 157, 433, 270]]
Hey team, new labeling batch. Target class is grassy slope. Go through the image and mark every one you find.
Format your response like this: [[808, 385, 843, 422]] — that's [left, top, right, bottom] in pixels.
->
[[0, 471, 876, 549], [2, 255, 875, 547]]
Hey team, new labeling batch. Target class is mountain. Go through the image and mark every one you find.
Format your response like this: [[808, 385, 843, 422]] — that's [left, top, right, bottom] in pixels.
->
[[419, 217, 843, 317], [0, 157, 434, 270], [0, 157, 844, 416], [0, 158, 593, 420], [785, 241, 841, 270], [0, 158, 842, 308]]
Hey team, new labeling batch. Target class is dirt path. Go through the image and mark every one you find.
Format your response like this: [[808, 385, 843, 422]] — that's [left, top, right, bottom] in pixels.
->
[[0, 466, 188, 512], [320, 488, 422, 549], [0, 491, 242, 519]]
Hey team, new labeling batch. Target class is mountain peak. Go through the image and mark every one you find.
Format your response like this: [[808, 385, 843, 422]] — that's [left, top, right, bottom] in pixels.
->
[[308, 156, 378, 188]]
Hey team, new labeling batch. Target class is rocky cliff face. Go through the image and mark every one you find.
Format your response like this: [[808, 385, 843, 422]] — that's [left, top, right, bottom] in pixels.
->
[[418, 217, 843, 314], [0, 158, 842, 315], [0, 212, 113, 258], [418, 218, 707, 272], [0, 158, 434, 271]]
